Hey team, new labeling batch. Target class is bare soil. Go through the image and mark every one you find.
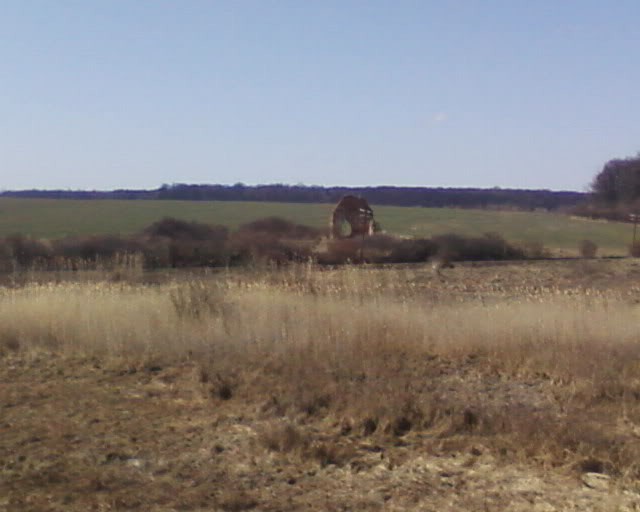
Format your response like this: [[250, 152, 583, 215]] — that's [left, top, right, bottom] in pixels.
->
[[3, 349, 640, 511]]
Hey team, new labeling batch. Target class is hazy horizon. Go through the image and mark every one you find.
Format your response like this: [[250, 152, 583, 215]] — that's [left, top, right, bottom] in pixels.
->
[[3, 1, 640, 192], [0, 182, 586, 193]]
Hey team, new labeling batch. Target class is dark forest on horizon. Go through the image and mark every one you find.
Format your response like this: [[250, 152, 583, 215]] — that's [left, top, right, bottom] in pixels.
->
[[1, 184, 585, 211]]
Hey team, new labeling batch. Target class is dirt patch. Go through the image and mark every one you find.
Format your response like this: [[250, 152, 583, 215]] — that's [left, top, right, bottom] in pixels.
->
[[2, 353, 640, 511]]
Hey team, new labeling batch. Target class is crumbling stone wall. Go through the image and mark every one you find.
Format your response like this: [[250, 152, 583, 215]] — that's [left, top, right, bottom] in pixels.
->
[[330, 195, 375, 239]]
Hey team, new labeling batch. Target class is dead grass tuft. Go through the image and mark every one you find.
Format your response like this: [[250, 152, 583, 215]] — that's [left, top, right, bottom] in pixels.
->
[[259, 422, 307, 453]]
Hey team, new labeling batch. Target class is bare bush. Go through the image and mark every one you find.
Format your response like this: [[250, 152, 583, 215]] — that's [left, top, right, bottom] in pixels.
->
[[228, 231, 314, 265], [2, 234, 53, 268], [138, 217, 229, 267], [230, 217, 322, 265], [51, 235, 139, 263], [517, 239, 549, 259], [142, 217, 227, 241], [389, 237, 438, 263], [580, 239, 598, 258], [0, 216, 532, 272], [317, 233, 522, 265], [237, 216, 324, 240], [433, 233, 524, 261], [317, 238, 365, 264]]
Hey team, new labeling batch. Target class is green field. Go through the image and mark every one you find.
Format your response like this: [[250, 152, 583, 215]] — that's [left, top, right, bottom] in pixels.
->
[[0, 197, 632, 254]]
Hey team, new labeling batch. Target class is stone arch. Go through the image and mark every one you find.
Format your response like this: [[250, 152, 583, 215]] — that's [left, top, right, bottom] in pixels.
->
[[330, 195, 375, 239]]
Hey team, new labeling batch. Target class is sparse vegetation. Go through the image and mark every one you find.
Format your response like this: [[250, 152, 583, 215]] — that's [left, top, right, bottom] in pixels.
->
[[3, 260, 640, 509]]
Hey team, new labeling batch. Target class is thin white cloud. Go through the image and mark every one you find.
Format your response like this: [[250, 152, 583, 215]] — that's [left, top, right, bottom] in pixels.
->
[[433, 112, 448, 123]]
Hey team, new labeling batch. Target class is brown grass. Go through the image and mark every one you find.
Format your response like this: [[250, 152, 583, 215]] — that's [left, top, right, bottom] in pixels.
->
[[3, 260, 640, 509]]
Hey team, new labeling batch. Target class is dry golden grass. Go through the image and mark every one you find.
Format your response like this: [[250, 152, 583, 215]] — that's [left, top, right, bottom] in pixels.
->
[[4, 260, 640, 509]]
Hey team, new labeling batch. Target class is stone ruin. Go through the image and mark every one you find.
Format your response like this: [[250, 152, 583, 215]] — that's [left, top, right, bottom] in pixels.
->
[[330, 195, 375, 239]]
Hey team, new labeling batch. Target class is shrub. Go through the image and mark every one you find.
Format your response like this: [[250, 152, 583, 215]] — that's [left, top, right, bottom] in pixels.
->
[[317, 233, 525, 265], [140, 237, 229, 268], [137, 236, 171, 268], [228, 217, 322, 265], [0, 239, 16, 272], [51, 235, 138, 262], [387, 237, 438, 263], [516, 240, 549, 259], [433, 233, 525, 261], [2, 234, 53, 267], [138, 217, 229, 267], [142, 217, 227, 241], [228, 231, 314, 265], [0, 217, 531, 271], [237, 217, 324, 240], [580, 240, 598, 258], [316, 234, 435, 265], [317, 234, 401, 264], [389, 238, 434, 262], [317, 238, 363, 264]]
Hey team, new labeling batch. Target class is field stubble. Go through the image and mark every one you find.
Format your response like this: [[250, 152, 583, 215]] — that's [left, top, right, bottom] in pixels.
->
[[3, 260, 640, 510]]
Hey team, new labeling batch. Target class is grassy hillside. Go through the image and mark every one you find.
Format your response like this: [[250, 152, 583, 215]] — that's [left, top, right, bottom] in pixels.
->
[[0, 197, 632, 254]]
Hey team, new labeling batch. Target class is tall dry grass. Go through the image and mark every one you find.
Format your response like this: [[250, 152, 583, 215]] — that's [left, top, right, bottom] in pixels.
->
[[2, 264, 640, 475]]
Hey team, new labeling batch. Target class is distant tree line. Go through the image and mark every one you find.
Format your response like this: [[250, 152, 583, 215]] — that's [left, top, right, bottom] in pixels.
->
[[591, 155, 640, 203], [0, 183, 584, 211], [573, 153, 640, 222]]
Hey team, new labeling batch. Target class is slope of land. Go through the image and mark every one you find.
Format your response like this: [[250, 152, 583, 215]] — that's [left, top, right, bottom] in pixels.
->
[[0, 197, 632, 254]]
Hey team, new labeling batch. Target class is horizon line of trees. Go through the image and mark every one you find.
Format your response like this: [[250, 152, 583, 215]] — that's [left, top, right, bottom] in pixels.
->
[[0, 184, 585, 211], [573, 153, 640, 222]]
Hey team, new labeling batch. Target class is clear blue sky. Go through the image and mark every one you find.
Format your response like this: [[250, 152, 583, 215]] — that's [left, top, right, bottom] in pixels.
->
[[2, 1, 640, 192]]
